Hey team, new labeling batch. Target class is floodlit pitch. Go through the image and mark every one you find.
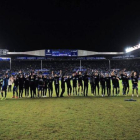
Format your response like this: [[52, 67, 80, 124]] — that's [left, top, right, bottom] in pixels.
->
[[0, 81, 140, 139]]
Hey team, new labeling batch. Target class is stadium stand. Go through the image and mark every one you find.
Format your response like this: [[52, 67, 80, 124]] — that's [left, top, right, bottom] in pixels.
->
[[0, 59, 140, 76]]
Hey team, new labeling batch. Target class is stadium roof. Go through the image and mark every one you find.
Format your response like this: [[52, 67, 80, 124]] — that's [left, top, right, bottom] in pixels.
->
[[7, 49, 124, 57]]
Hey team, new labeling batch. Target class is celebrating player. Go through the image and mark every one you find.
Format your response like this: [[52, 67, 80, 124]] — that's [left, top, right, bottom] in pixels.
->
[[105, 73, 111, 96], [83, 71, 90, 96], [72, 73, 77, 95], [100, 74, 106, 97], [77, 71, 83, 96], [131, 71, 139, 97], [1, 74, 9, 100]]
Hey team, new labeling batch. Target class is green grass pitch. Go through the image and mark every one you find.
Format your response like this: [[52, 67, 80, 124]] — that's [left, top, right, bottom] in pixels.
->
[[0, 80, 140, 140]]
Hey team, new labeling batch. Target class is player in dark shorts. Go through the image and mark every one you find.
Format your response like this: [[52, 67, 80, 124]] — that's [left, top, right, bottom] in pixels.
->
[[52, 71, 61, 97], [125, 73, 130, 95], [111, 70, 119, 96], [1, 74, 9, 100], [83, 72, 90, 96], [48, 76, 54, 97], [131, 71, 139, 97], [77, 71, 83, 96], [120, 70, 127, 95], [72, 73, 77, 95], [38, 75, 44, 97], [100, 74, 106, 97], [94, 71, 100, 96], [30, 75, 36, 98], [60, 71, 66, 97], [34, 75, 39, 96], [19, 74, 24, 98], [65, 75, 72, 96], [90, 70, 95, 95], [43, 75, 48, 97], [105, 73, 111, 96], [24, 75, 30, 97], [116, 74, 120, 95]]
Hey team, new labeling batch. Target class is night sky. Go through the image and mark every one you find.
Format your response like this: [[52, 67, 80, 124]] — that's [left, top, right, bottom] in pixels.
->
[[0, 1, 140, 52]]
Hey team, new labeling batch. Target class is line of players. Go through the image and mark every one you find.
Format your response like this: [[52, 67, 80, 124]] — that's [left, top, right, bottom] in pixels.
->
[[0, 69, 139, 99]]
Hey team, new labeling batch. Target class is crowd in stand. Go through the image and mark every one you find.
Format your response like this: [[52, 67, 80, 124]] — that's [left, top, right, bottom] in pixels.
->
[[0, 59, 140, 74]]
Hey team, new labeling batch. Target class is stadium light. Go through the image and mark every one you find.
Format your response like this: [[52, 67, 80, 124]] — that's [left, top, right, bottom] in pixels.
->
[[125, 47, 132, 53], [125, 44, 140, 53]]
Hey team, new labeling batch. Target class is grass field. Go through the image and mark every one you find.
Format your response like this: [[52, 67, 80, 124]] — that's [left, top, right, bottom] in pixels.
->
[[0, 81, 140, 140]]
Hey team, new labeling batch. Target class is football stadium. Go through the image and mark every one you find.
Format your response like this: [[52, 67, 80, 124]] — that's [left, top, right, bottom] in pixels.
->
[[0, 48, 140, 139], [1, 1, 140, 139]]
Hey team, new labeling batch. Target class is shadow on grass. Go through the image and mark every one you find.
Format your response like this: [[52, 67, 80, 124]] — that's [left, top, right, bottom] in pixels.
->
[[2, 95, 137, 101]]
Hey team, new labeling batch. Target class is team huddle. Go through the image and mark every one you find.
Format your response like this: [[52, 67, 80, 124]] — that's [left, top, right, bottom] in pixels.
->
[[0, 69, 139, 100]]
